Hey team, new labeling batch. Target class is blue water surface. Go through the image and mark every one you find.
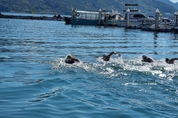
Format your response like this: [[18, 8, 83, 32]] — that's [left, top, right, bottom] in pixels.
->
[[0, 17, 178, 118]]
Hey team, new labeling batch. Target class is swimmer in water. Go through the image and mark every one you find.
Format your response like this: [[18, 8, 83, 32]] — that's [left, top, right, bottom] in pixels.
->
[[142, 55, 154, 63], [102, 52, 121, 61], [165, 58, 178, 64], [65, 55, 80, 64]]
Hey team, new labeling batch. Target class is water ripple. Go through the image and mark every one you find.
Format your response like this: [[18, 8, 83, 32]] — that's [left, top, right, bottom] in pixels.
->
[[1, 18, 178, 118]]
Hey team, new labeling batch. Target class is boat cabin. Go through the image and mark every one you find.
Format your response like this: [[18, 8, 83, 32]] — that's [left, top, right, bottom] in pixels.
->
[[127, 13, 148, 19], [72, 10, 110, 20], [123, 4, 139, 12], [160, 18, 173, 25]]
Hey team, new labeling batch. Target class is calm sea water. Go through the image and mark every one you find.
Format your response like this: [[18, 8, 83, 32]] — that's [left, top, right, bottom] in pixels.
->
[[0, 17, 178, 118]]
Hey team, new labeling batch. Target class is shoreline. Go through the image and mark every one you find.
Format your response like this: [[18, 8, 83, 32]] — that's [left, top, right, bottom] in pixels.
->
[[0, 12, 63, 21]]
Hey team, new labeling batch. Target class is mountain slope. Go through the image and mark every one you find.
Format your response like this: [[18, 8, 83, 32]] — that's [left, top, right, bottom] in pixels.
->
[[156, 0, 178, 10], [0, 0, 177, 15]]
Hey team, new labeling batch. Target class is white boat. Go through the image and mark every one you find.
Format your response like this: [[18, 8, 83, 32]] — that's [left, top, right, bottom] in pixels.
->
[[142, 17, 175, 32], [103, 9, 124, 26], [64, 9, 124, 26], [64, 9, 111, 26], [141, 9, 175, 32], [117, 4, 154, 28]]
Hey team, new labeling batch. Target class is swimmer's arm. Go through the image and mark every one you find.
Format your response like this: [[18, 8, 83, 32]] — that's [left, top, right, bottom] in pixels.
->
[[73, 58, 80, 62]]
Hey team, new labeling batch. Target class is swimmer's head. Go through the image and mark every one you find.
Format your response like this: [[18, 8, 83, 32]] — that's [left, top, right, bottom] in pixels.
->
[[66, 55, 72, 59], [118, 53, 121, 57], [165, 58, 169, 63], [103, 54, 107, 57], [142, 55, 147, 59]]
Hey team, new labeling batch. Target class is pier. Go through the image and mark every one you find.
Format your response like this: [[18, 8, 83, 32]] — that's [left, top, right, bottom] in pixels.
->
[[1, 8, 178, 34], [0, 12, 63, 21]]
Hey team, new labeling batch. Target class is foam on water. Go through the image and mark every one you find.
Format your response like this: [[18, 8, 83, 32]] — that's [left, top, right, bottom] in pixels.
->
[[51, 56, 178, 81]]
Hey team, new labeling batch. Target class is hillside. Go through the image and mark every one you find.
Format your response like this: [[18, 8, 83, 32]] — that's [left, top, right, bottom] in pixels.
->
[[156, 0, 178, 10], [0, 0, 177, 16]]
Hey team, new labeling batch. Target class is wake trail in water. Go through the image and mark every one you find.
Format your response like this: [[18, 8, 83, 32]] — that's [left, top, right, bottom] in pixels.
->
[[51, 57, 178, 80]]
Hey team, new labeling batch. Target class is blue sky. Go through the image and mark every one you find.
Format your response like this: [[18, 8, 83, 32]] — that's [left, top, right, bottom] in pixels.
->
[[170, 0, 178, 3]]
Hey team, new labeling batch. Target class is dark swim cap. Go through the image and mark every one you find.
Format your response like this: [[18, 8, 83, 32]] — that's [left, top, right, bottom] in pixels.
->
[[142, 55, 147, 59]]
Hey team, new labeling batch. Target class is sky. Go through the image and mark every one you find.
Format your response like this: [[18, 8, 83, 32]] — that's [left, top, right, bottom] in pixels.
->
[[170, 0, 178, 3]]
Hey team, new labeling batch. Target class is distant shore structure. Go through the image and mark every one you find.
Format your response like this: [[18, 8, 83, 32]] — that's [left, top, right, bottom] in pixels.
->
[[0, 12, 63, 21]]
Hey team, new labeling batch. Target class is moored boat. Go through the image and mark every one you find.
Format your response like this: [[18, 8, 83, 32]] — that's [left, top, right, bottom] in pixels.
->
[[64, 9, 110, 26], [142, 9, 175, 32], [103, 9, 124, 26], [117, 4, 155, 28]]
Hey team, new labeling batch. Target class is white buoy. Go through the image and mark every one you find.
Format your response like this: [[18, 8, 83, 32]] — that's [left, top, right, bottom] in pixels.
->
[[126, 9, 130, 28], [155, 9, 160, 30]]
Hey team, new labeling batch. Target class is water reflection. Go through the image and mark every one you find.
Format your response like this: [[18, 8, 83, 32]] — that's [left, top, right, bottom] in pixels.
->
[[153, 32, 158, 55], [173, 33, 178, 40]]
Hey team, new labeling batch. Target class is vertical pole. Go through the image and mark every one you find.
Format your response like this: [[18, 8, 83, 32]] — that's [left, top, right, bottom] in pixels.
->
[[126, 9, 130, 28], [175, 12, 178, 26], [155, 9, 160, 30], [177, 14, 178, 26], [98, 9, 102, 25]]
